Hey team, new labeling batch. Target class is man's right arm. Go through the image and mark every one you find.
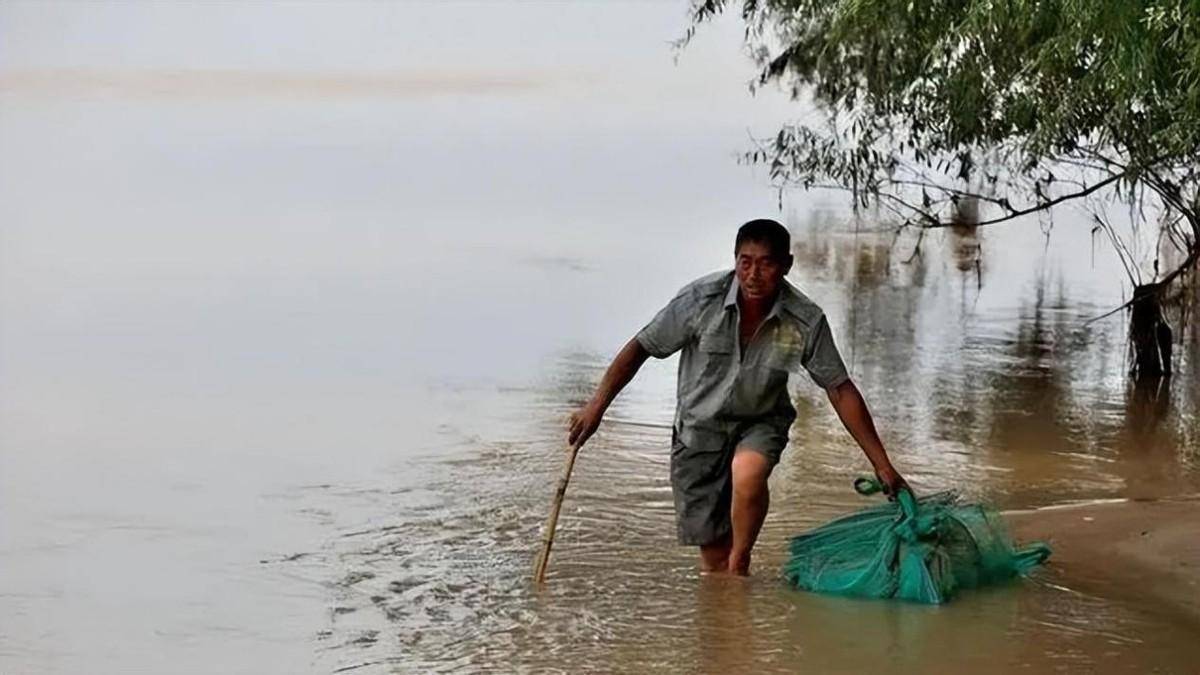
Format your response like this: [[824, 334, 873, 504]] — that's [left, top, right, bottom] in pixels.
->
[[567, 338, 651, 448], [569, 281, 698, 448]]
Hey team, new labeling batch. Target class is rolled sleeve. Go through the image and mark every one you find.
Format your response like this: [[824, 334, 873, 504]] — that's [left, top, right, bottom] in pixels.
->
[[801, 315, 850, 389], [636, 289, 696, 358]]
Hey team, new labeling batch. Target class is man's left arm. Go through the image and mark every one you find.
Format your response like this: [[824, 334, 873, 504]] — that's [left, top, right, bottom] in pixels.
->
[[825, 380, 909, 495], [799, 313, 909, 496]]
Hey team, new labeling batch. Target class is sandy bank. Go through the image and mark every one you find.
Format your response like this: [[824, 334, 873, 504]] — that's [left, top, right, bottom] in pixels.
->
[[1007, 496, 1200, 621]]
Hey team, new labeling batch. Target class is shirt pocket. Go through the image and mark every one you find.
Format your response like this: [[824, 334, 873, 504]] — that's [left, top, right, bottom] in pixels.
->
[[762, 344, 804, 374], [698, 328, 733, 355], [696, 328, 734, 384], [761, 323, 807, 374]]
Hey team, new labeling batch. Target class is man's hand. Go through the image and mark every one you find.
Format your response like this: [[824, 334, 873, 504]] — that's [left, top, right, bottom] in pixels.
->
[[567, 402, 604, 449], [565, 339, 651, 450], [876, 465, 911, 498]]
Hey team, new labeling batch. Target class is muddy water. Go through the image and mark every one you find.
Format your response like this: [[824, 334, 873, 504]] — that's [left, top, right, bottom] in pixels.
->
[[292, 220, 1199, 674], [2, 2, 1199, 674]]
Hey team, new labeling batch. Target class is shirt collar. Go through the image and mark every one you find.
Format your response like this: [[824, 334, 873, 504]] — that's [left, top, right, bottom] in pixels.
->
[[723, 274, 740, 309]]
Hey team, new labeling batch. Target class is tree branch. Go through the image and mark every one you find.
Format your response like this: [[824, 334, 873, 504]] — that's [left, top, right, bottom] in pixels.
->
[[918, 171, 1129, 229]]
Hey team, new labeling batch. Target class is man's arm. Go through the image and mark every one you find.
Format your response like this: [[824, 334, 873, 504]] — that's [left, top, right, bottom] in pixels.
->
[[567, 338, 651, 448], [825, 379, 909, 495]]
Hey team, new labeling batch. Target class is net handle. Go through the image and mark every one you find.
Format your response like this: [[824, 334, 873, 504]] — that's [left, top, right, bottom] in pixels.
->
[[853, 476, 919, 519], [852, 476, 883, 495]]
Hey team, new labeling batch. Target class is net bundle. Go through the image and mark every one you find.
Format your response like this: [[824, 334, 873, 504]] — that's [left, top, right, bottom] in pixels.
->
[[783, 479, 1051, 604]]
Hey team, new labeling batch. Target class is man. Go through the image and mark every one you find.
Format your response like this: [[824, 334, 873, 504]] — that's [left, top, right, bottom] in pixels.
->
[[567, 219, 909, 576]]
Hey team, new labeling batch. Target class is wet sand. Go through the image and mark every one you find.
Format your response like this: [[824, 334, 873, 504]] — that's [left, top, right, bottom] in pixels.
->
[[1009, 497, 1200, 622]]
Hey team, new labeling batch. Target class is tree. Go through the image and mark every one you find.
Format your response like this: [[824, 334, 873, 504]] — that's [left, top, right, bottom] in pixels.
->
[[682, 0, 1200, 378]]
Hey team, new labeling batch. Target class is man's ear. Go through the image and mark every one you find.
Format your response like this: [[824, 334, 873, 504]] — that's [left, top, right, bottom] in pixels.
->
[[781, 254, 794, 275]]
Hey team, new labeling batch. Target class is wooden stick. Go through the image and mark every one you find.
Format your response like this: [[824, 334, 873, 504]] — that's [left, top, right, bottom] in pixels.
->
[[532, 443, 581, 584]]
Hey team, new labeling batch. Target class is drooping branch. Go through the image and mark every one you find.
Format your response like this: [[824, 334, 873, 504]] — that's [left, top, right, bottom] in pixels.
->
[[1084, 238, 1199, 325], [793, 169, 1129, 230]]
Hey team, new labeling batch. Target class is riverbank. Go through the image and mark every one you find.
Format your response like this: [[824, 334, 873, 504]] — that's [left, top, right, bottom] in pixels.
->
[[1008, 496, 1200, 622]]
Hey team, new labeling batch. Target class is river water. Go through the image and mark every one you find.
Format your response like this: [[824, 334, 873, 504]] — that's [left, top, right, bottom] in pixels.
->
[[1, 2, 1198, 673]]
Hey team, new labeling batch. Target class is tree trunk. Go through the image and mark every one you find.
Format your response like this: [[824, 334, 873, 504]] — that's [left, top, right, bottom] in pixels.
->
[[1129, 283, 1173, 378]]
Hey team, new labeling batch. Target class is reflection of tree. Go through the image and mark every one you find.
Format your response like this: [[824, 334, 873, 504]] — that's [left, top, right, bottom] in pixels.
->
[[789, 209, 931, 380], [790, 209, 910, 291], [943, 265, 1197, 497], [1126, 376, 1171, 436], [949, 223, 982, 281], [976, 275, 1088, 484], [1118, 276, 1200, 468], [785, 208, 1199, 503], [1181, 281, 1200, 464]]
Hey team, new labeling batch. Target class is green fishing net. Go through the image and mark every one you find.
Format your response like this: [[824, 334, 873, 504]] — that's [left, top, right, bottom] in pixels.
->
[[783, 478, 1051, 604]]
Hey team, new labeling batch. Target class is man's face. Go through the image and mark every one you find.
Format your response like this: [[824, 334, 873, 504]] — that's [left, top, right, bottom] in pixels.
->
[[735, 240, 792, 302]]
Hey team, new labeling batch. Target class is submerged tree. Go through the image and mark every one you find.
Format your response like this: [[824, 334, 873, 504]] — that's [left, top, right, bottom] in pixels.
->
[[682, 0, 1200, 378]]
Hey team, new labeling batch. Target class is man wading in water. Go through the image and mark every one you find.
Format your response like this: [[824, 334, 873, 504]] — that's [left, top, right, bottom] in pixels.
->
[[567, 219, 909, 575]]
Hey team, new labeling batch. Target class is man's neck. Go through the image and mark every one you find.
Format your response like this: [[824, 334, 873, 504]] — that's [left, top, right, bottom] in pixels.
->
[[737, 290, 776, 317]]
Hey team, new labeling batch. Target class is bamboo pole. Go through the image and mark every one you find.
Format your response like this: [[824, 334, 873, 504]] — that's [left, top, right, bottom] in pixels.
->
[[532, 443, 581, 584]]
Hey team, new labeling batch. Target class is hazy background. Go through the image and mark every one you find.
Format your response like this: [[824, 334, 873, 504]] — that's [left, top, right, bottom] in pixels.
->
[[2, 2, 1196, 673]]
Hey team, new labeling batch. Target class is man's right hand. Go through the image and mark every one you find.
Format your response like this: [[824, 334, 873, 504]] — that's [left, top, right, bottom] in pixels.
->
[[565, 338, 651, 449], [567, 402, 604, 449], [877, 465, 911, 500]]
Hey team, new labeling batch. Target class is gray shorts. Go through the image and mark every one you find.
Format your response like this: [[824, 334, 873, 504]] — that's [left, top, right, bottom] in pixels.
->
[[669, 423, 788, 546]]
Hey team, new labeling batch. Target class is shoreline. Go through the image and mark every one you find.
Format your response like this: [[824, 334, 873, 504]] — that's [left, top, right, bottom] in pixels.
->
[[1007, 495, 1200, 622]]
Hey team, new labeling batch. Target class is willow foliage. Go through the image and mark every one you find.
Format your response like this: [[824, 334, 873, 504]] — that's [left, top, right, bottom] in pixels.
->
[[686, 0, 1200, 286]]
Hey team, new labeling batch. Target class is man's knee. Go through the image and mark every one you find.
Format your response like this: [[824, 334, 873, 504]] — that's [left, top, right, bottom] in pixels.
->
[[731, 448, 772, 496]]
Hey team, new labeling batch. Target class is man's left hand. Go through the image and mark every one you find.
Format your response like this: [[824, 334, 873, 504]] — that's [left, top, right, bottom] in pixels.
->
[[876, 466, 911, 498]]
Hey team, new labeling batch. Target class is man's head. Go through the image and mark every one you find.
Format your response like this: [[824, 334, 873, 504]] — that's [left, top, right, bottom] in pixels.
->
[[734, 219, 793, 302]]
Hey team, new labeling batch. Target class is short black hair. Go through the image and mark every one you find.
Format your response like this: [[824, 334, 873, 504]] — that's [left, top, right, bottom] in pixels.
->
[[735, 219, 791, 260]]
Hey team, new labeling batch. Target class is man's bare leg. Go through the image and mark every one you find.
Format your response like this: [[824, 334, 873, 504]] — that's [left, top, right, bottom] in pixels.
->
[[699, 534, 731, 573], [728, 448, 772, 575]]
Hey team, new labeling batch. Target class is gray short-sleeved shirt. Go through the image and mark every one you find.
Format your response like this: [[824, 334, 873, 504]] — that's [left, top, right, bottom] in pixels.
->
[[636, 270, 849, 452]]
